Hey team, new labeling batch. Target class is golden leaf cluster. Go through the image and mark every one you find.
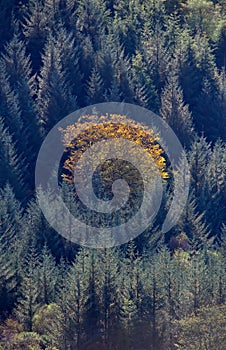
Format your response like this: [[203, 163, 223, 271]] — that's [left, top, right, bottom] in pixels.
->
[[60, 114, 168, 185]]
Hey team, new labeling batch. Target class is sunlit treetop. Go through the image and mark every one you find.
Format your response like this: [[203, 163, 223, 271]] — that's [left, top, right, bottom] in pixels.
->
[[60, 114, 169, 186]]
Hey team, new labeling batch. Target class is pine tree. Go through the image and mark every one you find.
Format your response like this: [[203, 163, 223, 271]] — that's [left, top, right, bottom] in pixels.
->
[[16, 247, 40, 331], [155, 247, 176, 348], [75, 0, 111, 52], [0, 1, 16, 51], [188, 250, 209, 312], [177, 193, 211, 250], [188, 135, 212, 210], [57, 248, 90, 349], [0, 118, 27, 199], [216, 23, 226, 68], [112, 0, 144, 55], [179, 34, 220, 139], [38, 245, 58, 305], [131, 50, 158, 110], [182, 0, 224, 41], [205, 249, 226, 305], [83, 248, 103, 342], [119, 242, 142, 316], [97, 34, 122, 102], [141, 0, 168, 100], [164, 11, 184, 54], [96, 246, 121, 346], [55, 258, 69, 350], [160, 72, 194, 146], [86, 66, 105, 104], [37, 33, 77, 133], [113, 48, 134, 102], [142, 249, 166, 348], [0, 61, 30, 162], [205, 140, 226, 236], [0, 185, 23, 318], [1, 23, 41, 177], [53, 22, 84, 106], [24, 196, 66, 259], [22, 0, 48, 71]]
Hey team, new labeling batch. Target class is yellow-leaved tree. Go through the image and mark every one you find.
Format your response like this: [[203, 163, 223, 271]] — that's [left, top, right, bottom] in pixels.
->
[[60, 113, 168, 181], [59, 114, 168, 228]]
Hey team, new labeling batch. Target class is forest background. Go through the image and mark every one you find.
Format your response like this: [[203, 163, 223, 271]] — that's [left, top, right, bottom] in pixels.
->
[[0, 0, 225, 349]]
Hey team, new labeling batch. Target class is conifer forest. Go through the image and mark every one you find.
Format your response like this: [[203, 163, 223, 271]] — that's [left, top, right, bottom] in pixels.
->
[[0, 0, 225, 349]]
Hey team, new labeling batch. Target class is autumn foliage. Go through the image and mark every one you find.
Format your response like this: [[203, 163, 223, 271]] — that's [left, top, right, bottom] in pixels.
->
[[60, 113, 168, 185]]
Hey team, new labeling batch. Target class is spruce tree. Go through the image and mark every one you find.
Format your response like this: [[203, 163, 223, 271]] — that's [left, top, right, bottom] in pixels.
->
[[160, 72, 194, 146], [0, 185, 23, 317], [53, 21, 84, 106], [188, 135, 211, 209], [96, 247, 121, 346], [0, 118, 27, 198], [86, 66, 105, 104], [205, 140, 226, 235], [16, 247, 40, 331], [75, 0, 111, 52], [22, 0, 48, 71], [0, 61, 29, 162], [38, 245, 58, 305], [37, 33, 77, 133], [1, 23, 41, 177]]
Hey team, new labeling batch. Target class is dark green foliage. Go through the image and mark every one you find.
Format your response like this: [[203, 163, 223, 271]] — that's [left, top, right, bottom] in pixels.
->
[[0, 185, 23, 317], [1, 23, 41, 185], [37, 33, 78, 133], [16, 247, 40, 331], [0, 1, 225, 349], [160, 72, 194, 146], [86, 67, 105, 104], [0, 118, 27, 199]]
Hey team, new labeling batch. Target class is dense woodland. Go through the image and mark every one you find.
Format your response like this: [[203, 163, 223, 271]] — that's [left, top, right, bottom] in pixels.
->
[[0, 0, 225, 349]]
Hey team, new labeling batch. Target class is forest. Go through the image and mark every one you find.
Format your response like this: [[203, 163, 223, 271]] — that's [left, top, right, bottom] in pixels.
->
[[0, 0, 225, 349]]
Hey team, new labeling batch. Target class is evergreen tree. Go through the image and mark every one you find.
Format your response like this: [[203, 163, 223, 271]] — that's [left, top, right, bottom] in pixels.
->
[[160, 72, 194, 146], [216, 23, 226, 68], [182, 0, 224, 41], [112, 0, 145, 55], [22, 0, 49, 71], [37, 33, 77, 133], [0, 61, 30, 165], [205, 140, 226, 235], [0, 118, 27, 198], [188, 135, 212, 209], [38, 245, 58, 305], [188, 250, 209, 312], [75, 0, 111, 52], [96, 247, 121, 346], [16, 247, 40, 331], [57, 248, 90, 349], [1, 23, 41, 178], [86, 66, 105, 104], [0, 185, 24, 318], [114, 48, 134, 102], [177, 193, 211, 250], [141, 0, 168, 101], [179, 34, 221, 140], [0, 1, 15, 49], [53, 22, 84, 106], [131, 50, 158, 110], [97, 34, 122, 102]]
